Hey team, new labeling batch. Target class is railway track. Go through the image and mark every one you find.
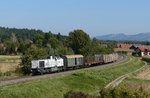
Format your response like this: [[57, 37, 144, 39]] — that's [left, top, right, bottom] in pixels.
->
[[0, 55, 128, 87]]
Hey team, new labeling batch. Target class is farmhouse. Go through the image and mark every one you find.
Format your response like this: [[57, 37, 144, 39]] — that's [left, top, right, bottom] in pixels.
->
[[133, 46, 150, 56]]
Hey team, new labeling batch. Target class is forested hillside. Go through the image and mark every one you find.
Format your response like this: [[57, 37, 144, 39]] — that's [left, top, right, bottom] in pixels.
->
[[0, 27, 44, 41], [0, 27, 67, 41]]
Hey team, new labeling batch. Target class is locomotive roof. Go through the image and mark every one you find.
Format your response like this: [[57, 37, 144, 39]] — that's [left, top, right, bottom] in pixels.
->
[[64, 55, 83, 58]]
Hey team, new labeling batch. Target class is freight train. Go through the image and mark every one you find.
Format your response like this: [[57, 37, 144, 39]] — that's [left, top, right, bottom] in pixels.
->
[[31, 53, 118, 75]]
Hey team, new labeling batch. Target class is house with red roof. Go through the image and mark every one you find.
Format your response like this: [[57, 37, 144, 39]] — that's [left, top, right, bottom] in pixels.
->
[[0, 43, 18, 55], [133, 46, 150, 56], [117, 43, 141, 49]]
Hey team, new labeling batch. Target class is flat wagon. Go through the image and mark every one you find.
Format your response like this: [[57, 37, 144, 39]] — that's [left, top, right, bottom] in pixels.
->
[[84, 55, 104, 66]]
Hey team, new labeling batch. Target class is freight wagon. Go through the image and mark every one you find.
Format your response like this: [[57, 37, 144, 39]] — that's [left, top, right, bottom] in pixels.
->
[[84, 53, 118, 66], [61, 55, 84, 69], [84, 55, 103, 66], [103, 53, 118, 63]]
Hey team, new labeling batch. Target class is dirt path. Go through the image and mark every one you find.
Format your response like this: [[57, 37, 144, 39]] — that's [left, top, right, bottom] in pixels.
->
[[136, 66, 150, 80], [105, 59, 147, 88]]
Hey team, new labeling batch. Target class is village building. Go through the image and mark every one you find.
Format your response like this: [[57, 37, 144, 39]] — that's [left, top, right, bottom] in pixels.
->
[[133, 46, 150, 56], [102, 44, 107, 47], [117, 43, 141, 49]]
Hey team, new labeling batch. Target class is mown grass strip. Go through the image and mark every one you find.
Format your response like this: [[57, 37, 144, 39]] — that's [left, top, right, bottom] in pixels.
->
[[123, 78, 150, 84], [0, 56, 145, 98], [0, 57, 20, 60]]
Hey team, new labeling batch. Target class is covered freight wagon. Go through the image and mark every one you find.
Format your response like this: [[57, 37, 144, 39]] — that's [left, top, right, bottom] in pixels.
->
[[61, 55, 84, 68]]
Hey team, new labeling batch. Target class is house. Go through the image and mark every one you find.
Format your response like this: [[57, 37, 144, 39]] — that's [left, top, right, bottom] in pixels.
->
[[118, 44, 132, 49], [102, 44, 107, 47], [0, 43, 18, 55], [133, 46, 150, 56], [117, 43, 141, 49]]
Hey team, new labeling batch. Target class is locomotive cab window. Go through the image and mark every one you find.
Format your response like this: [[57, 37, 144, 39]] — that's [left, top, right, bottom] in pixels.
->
[[39, 61, 45, 68]]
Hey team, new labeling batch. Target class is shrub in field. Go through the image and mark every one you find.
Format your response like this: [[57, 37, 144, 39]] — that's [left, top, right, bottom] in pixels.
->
[[20, 45, 47, 75], [0, 71, 12, 77], [99, 85, 150, 98], [15, 66, 22, 74], [65, 85, 150, 98], [117, 51, 127, 55], [142, 56, 150, 62], [0, 71, 2, 77], [3, 71, 11, 76], [64, 91, 97, 98]]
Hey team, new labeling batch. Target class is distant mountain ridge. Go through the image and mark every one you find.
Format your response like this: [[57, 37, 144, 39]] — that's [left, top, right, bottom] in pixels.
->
[[96, 33, 150, 41]]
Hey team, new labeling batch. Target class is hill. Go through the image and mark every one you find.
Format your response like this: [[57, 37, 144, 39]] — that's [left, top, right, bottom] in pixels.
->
[[96, 33, 150, 41], [0, 27, 44, 40], [0, 27, 68, 42]]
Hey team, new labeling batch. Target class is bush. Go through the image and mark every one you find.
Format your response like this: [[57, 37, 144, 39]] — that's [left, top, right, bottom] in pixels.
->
[[65, 85, 150, 98], [142, 56, 150, 62], [117, 51, 127, 55], [3, 71, 11, 76], [0, 71, 2, 77], [99, 85, 150, 98], [64, 91, 96, 98], [20, 45, 47, 75], [21, 66, 31, 75], [15, 66, 22, 73]]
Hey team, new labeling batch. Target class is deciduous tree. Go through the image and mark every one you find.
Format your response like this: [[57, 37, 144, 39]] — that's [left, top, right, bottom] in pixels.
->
[[67, 29, 91, 55]]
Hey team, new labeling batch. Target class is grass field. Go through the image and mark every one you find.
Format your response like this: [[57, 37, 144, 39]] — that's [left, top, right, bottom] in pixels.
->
[[0, 56, 145, 98], [0, 55, 21, 80], [119, 64, 150, 93], [114, 48, 134, 53], [0, 56, 21, 73], [0, 55, 20, 60], [119, 78, 150, 94]]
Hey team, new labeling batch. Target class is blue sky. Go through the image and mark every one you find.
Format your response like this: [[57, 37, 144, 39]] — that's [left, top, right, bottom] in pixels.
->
[[0, 0, 150, 36]]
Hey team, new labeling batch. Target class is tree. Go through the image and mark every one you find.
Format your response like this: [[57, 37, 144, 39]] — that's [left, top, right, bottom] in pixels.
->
[[48, 38, 60, 49], [20, 45, 47, 75], [10, 33, 18, 43], [46, 44, 55, 56], [5, 40, 18, 55], [17, 38, 25, 54], [0, 46, 5, 54], [56, 32, 62, 41], [33, 34, 44, 47], [43, 32, 54, 46], [55, 45, 74, 55], [67, 29, 91, 55]]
